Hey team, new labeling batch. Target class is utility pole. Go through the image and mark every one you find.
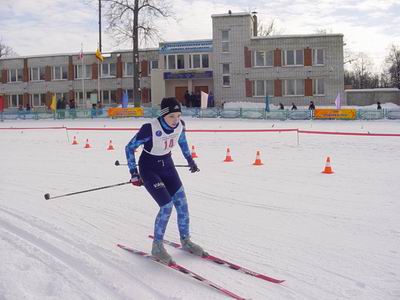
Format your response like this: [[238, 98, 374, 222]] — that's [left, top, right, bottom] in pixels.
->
[[133, 0, 140, 107], [99, 0, 102, 52], [98, 0, 102, 105]]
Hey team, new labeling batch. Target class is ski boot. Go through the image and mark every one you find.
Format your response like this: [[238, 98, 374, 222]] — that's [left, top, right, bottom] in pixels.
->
[[181, 237, 208, 257], [152, 240, 175, 265]]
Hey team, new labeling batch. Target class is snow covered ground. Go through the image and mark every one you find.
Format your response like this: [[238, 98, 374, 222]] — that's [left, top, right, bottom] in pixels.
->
[[224, 101, 400, 110], [1, 118, 400, 300]]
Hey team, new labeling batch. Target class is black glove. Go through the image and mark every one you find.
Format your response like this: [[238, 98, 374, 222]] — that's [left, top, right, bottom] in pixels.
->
[[189, 162, 200, 173]]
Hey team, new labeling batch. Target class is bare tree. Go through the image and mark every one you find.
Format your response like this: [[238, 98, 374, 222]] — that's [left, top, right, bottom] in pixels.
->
[[352, 53, 374, 89], [0, 38, 17, 58], [101, 0, 174, 107], [257, 19, 284, 36], [314, 28, 333, 34], [379, 71, 391, 88], [385, 44, 400, 89], [343, 42, 357, 66], [345, 53, 381, 89]]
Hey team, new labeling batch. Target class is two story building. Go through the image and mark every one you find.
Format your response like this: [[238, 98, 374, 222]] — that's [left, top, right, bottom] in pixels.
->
[[0, 11, 344, 110]]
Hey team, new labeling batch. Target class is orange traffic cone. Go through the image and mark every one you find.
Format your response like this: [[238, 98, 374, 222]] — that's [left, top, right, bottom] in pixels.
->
[[322, 156, 334, 174], [72, 136, 78, 145], [84, 139, 91, 148], [252, 150, 264, 166], [224, 147, 234, 162], [107, 139, 115, 151], [191, 145, 198, 158]]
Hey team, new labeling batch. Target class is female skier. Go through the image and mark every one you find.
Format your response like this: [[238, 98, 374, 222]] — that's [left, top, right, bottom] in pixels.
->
[[125, 97, 207, 264]]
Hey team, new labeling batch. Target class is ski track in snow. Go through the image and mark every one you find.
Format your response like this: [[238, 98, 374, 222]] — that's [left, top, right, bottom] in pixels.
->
[[0, 206, 178, 300]]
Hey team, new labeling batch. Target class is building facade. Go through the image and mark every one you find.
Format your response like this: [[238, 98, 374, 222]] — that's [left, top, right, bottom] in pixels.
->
[[0, 12, 344, 110], [0, 49, 158, 109], [210, 12, 344, 107]]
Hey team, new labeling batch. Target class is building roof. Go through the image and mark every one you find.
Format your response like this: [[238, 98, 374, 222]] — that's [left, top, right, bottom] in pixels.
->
[[0, 48, 159, 61], [251, 33, 343, 40], [211, 12, 251, 18]]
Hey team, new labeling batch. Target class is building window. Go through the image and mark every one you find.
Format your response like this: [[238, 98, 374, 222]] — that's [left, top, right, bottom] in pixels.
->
[[124, 62, 133, 76], [177, 55, 184, 69], [75, 65, 81, 79], [149, 60, 158, 74], [29, 67, 45, 81], [283, 79, 304, 96], [75, 65, 92, 79], [283, 50, 304, 66], [193, 54, 201, 68], [254, 51, 273, 67], [189, 53, 209, 69], [85, 65, 92, 79], [75, 91, 91, 106], [253, 80, 274, 96], [167, 55, 176, 69], [101, 63, 116, 77], [255, 52, 264, 66], [31, 93, 47, 107], [165, 55, 184, 70], [8, 69, 23, 82], [110, 90, 117, 104], [151, 60, 159, 69], [102, 90, 110, 105], [53, 65, 68, 80], [99, 90, 117, 105], [313, 78, 325, 95], [56, 92, 67, 102], [9, 94, 23, 107], [255, 80, 264, 96], [201, 54, 209, 68], [221, 30, 229, 52], [313, 49, 324, 65], [125, 89, 134, 102], [222, 63, 230, 87]]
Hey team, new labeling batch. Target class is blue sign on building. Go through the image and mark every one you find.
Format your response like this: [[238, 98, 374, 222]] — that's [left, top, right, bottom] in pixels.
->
[[159, 40, 213, 54], [163, 71, 213, 80]]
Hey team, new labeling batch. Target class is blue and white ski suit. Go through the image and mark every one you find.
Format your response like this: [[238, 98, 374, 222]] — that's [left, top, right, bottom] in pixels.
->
[[125, 117, 195, 241]]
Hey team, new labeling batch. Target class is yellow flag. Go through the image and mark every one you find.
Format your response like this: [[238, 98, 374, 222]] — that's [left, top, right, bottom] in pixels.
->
[[96, 48, 104, 62], [50, 95, 57, 111]]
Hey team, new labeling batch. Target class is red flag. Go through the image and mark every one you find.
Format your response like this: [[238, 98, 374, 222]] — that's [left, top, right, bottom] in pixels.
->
[[0, 95, 4, 112]]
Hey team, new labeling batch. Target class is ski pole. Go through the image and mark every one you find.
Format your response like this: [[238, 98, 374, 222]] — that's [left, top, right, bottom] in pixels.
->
[[114, 160, 189, 168], [44, 181, 131, 200]]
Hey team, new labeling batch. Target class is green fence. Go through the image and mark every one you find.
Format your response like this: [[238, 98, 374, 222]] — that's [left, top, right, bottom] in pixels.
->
[[1, 107, 399, 121]]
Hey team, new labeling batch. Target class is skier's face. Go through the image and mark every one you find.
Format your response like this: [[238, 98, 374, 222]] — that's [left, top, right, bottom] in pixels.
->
[[164, 112, 181, 128]]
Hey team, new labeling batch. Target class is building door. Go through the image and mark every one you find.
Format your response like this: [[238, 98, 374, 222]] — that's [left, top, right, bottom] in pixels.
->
[[175, 86, 188, 103], [194, 86, 209, 94]]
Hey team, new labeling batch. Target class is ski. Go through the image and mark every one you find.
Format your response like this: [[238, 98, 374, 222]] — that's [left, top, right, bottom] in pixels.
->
[[117, 244, 247, 300], [148, 235, 285, 284]]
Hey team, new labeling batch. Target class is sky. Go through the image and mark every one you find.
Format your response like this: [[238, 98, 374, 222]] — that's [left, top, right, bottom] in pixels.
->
[[0, 0, 399, 72]]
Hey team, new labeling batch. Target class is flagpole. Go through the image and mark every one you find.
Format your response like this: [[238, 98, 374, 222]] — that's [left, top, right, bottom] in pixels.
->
[[97, 55, 101, 107], [95, 48, 104, 109], [81, 43, 85, 108]]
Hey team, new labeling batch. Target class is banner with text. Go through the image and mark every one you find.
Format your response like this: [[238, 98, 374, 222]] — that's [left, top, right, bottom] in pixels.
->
[[108, 107, 144, 118], [314, 109, 357, 120]]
